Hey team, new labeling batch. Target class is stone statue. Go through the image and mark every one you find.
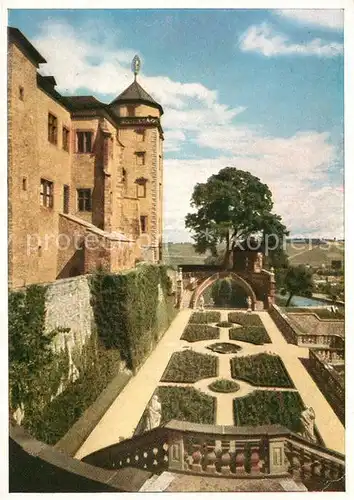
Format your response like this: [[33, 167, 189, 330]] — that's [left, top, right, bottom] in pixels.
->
[[145, 394, 162, 431], [247, 296, 252, 312], [299, 406, 316, 443], [199, 295, 205, 311]]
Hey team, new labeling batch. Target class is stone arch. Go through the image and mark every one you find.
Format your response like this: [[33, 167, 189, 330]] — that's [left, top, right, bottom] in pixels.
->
[[191, 271, 257, 310]]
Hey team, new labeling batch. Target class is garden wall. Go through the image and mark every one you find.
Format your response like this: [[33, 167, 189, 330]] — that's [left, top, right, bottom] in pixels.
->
[[268, 304, 298, 344], [9, 265, 177, 449]]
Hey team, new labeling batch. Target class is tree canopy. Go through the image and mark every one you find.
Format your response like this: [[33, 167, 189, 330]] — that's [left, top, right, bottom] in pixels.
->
[[281, 265, 314, 307], [185, 167, 288, 267]]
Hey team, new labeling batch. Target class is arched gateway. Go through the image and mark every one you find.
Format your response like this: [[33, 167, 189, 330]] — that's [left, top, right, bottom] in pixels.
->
[[191, 271, 257, 310]]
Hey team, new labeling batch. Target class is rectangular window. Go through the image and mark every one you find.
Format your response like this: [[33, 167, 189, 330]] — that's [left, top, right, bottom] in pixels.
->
[[127, 105, 135, 117], [135, 128, 145, 141], [22, 177, 27, 191], [62, 127, 70, 152], [63, 185, 70, 214], [140, 215, 148, 233], [48, 113, 58, 144], [76, 131, 93, 153], [40, 179, 54, 208], [19, 86, 24, 101], [136, 152, 145, 166], [77, 188, 92, 211], [136, 182, 146, 198]]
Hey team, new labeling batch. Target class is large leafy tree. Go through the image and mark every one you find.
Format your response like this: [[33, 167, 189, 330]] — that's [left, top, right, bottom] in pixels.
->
[[185, 167, 288, 267], [281, 265, 314, 307]]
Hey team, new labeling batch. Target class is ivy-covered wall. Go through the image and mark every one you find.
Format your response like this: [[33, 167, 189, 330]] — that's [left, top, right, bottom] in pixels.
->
[[8, 265, 177, 445], [90, 264, 176, 371]]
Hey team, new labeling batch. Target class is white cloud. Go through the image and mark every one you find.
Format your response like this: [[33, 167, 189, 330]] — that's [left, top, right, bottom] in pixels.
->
[[239, 23, 343, 57], [164, 130, 343, 242], [276, 9, 344, 30]]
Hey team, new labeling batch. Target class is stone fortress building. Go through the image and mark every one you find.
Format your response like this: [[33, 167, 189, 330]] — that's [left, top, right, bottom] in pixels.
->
[[8, 27, 164, 288]]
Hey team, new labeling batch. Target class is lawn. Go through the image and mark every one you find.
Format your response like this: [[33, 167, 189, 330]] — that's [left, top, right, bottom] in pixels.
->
[[228, 312, 264, 327], [181, 324, 219, 342], [157, 386, 216, 424], [229, 326, 271, 345], [189, 311, 221, 324], [161, 350, 218, 383], [230, 353, 294, 388], [234, 390, 304, 432]]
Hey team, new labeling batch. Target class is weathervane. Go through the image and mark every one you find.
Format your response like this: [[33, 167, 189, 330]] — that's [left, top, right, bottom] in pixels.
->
[[132, 54, 141, 81]]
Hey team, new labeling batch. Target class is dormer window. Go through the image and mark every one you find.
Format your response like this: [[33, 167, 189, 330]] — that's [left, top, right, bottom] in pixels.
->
[[127, 105, 135, 116]]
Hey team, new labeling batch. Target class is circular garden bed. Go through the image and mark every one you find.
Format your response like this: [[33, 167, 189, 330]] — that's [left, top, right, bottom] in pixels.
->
[[207, 342, 242, 354], [216, 321, 233, 328], [208, 379, 240, 393]]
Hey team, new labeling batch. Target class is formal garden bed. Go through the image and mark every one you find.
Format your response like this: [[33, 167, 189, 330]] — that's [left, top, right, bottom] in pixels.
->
[[229, 326, 271, 345], [189, 311, 221, 324], [181, 324, 219, 342], [157, 386, 216, 424], [216, 321, 233, 328], [228, 312, 264, 327], [230, 353, 294, 388], [234, 390, 303, 432], [161, 350, 218, 383], [207, 342, 242, 354], [208, 379, 240, 393]]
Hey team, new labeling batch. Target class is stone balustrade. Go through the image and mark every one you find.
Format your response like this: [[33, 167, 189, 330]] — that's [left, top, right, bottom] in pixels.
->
[[82, 420, 345, 490], [308, 349, 345, 423]]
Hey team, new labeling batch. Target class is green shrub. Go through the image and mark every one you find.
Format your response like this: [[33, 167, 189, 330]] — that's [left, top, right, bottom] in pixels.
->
[[229, 326, 271, 345], [208, 379, 240, 393], [181, 324, 219, 342], [161, 350, 218, 383], [90, 265, 177, 370], [234, 390, 303, 431], [157, 386, 216, 424], [216, 321, 233, 328], [230, 353, 294, 388], [189, 311, 221, 324], [228, 312, 263, 327]]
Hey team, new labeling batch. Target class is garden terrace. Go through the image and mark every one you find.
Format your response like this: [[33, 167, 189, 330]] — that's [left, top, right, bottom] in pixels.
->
[[234, 390, 303, 431], [181, 324, 219, 343], [228, 312, 264, 327], [285, 307, 344, 320], [229, 326, 271, 345], [189, 311, 221, 324], [230, 353, 294, 388], [157, 387, 216, 424], [161, 350, 218, 383]]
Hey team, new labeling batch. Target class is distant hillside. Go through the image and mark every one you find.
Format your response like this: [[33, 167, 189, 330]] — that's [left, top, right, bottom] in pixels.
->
[[162, 241, 344, 268]]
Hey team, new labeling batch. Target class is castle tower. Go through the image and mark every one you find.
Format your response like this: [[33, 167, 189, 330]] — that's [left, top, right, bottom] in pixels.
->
[[108, 56, 164, 263]]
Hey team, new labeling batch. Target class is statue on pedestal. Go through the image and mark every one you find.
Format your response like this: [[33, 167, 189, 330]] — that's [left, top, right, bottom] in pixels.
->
[[247, 296, 252, 312], [199, 295, 205, 311], [145, 394, 162, 431], [299, 406, 316, 443]]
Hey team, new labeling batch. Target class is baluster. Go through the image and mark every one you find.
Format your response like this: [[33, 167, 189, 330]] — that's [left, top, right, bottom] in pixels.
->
[[302, 453, 312, 481], [235, 445, 246, 474], [250, 445, 261, 474], [312, 459, 322, 479], [191, 443, 203, 473], [291, 449, 302, 482], [220, 440, 232, 475], [205, 440, 217, 474]]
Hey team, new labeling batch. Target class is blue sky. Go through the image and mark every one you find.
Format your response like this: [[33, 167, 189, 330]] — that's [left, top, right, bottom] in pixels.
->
[[9, 8, 344, 241]]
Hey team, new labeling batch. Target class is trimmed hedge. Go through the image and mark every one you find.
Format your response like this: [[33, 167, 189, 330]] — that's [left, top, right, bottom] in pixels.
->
[[181, 324, 219, 342], [157, 386, 216, 424], [90, 265, 176, 371], [161, 350, 218, 383], [229, 326, 271, 345], [208, 379, 240, 393], [189, 311, 221, 324], [230, 353, 294, 388], [228, 312, 263, 327], [234, 390, 304, 432]]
